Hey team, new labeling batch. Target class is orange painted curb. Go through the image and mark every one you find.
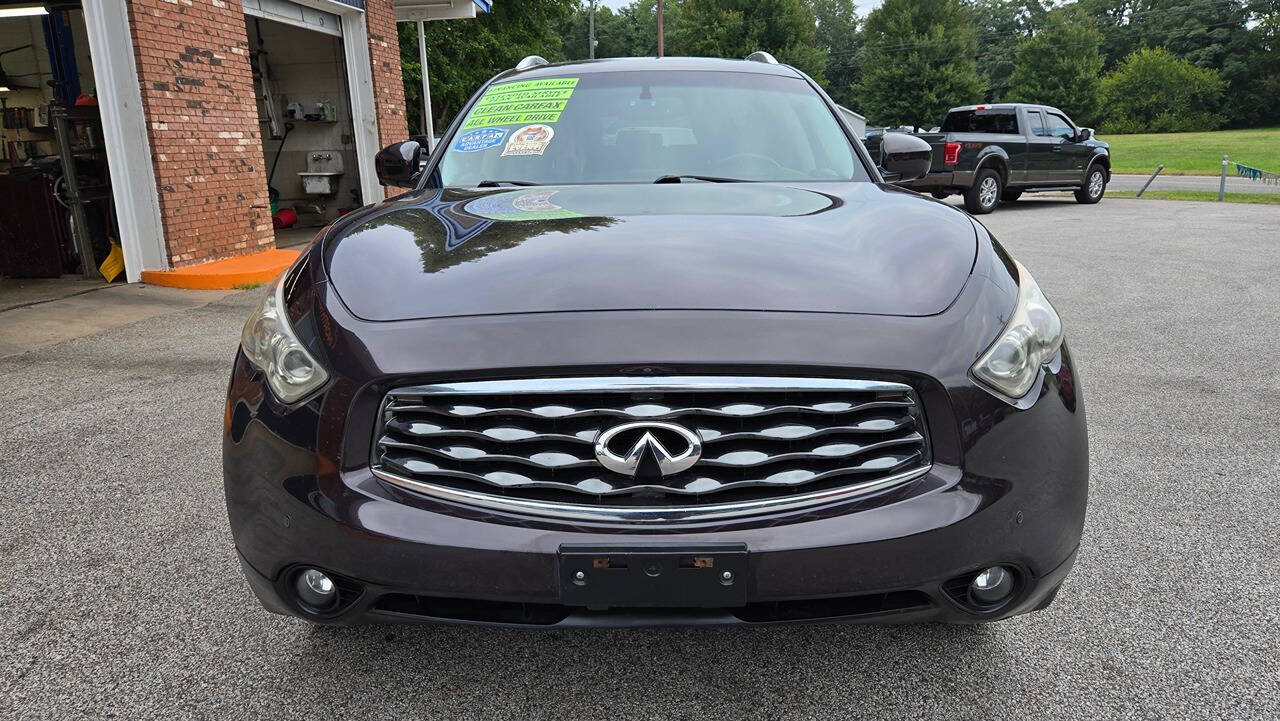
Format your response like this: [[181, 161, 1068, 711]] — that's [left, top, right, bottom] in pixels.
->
[[141, 248, 301, 290]]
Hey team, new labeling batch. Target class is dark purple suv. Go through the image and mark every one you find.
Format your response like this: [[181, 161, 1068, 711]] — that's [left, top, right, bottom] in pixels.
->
[[223, 56, 1087, 627]]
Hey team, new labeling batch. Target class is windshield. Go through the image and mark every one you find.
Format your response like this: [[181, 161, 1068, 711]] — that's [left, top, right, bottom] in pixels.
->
[[435, 70, 866, 187]]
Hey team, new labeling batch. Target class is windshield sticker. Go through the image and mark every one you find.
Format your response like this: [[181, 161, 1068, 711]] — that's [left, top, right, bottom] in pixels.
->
[[466, 189, 584, 221], [453, 127, 507, 152], [501, 124, 555, 157], [461, 77, 579, 130]]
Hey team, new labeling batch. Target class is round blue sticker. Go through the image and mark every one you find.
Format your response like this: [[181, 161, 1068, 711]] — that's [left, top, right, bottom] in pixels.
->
[[454, 127, 507, 152]]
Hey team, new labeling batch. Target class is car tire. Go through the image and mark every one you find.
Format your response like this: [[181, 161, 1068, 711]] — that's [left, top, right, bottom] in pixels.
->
[[1075, 166, 1106, 204], [1001, 189, 1023, 202], [964, 169, 1002, 214], [930, 191, 949, 199]]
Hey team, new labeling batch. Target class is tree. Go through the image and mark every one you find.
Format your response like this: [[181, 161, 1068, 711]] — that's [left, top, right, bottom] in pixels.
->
[[399, 1, 577, 133], [811, 0, 861, 108], [1077, 0, 1279, 127], [675, 0, 828, 82], [1006, 6, 1105, 126], [560, 1, 658, 60], [968, 0, 1046, 102], [1099, 47, 1226, 133], [854, 0, 985, 129], [1243, 0, 1280, 127], [1137, 0, 1265, 127], [1077, 0, 1144, 68], [1137, 0, 1253, 72]]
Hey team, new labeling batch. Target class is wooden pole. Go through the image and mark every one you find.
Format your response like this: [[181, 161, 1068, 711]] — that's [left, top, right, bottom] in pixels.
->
[[588, 0, 596, 59], [657, 0, 664, 58]]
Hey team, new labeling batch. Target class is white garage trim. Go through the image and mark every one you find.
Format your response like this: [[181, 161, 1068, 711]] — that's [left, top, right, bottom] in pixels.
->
[[244, 0, 384, 206], [396, 1, 480, 22], [80, 0, 167, 282], [340, 11, 385, 204], [243, 0, 343, 37]]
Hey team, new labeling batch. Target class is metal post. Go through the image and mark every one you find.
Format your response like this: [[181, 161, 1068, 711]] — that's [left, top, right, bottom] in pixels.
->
[[588, 0, 596, 60], [1219, 154, 1228, 201], [417, 21, 433, 150], [1136, 164, 1163, 197], [656, 0, 664, 58]]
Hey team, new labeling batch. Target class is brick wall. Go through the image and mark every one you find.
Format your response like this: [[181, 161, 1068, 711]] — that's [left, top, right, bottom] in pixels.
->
[[126, 0, 274, 268], [126, 0, 410, 267], [364, 0, 408, 197]]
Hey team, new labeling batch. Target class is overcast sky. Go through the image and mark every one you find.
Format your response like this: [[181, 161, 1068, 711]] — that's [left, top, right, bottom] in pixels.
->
[[597, 1, 883, 17]]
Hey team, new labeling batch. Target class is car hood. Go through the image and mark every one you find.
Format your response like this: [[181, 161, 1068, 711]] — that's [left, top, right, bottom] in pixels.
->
[[325, 183, 977, 321]]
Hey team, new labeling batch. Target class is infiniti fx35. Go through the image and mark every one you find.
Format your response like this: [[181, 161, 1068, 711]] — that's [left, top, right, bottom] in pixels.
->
[[224, 56, 1087, 627]]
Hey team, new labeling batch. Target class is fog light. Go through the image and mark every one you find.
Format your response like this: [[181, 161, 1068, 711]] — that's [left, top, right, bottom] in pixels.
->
[[969, 566, 1015, 605], [295, 568, 337, 609]]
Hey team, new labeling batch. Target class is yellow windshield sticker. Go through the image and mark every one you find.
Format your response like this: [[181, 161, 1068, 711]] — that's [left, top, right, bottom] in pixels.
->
[[484, 77, 579, 93], [461, 77, 580, 130]]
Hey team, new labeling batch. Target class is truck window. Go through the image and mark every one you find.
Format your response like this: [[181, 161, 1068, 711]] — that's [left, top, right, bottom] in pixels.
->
[[1027, 111, 1048, 137], [940, 110, 1019, 134], [1045, 112, 1076, 140]]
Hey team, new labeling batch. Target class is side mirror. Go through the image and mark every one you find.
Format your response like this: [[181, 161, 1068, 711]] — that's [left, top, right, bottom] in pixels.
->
[[375, 140, 423, 188], [1076, 127, 1093, 142], [877, 132, 933, 183]]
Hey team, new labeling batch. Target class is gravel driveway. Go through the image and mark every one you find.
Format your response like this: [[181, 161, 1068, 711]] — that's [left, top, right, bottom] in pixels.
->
[[2, 196, 1277, 719]]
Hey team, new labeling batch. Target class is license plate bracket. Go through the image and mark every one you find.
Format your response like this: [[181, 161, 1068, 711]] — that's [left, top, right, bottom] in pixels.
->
[[558, 543, 749, 609]]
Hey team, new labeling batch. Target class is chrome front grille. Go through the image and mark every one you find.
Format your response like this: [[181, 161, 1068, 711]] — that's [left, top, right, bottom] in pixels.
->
[[372, 376, 931, 521]]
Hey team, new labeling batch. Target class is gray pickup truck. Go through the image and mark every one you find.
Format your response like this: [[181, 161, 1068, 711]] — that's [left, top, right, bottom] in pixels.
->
[[865, 103, 1111, 214]]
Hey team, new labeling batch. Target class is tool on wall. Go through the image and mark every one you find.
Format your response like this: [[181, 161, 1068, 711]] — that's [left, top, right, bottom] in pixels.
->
[[266, 121, 295, 213], [251, 19, 282, 139]]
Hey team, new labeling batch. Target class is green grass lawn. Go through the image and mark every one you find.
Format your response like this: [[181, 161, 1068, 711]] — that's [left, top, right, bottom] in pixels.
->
[[1099, 127, 1280, 176], [1108, 190, 1280, 205]]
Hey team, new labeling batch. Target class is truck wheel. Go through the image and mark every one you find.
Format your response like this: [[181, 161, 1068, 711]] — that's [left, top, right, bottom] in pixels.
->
[[1075, 167, 1106, 204], [930, 191, 949, 199], [964, 170, 1002, 214], [1001, 189, 1023, 202]]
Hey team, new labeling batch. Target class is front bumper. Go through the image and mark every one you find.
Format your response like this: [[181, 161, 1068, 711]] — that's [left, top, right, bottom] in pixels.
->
[[224, 355, 1087, 627], [225, 248, 1086, 627], [237, 544, 1078, 627]]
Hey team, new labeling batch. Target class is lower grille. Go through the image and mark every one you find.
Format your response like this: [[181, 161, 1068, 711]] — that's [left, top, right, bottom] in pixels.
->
[[371, 590, 933, 625], [372, 376, 931, 521]]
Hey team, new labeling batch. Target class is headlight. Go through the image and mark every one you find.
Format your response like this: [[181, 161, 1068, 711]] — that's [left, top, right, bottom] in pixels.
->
[[971, 261, 1062, 401], [240, 277, 329, 404]]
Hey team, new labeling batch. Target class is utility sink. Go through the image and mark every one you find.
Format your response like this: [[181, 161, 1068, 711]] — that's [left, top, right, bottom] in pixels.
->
[[299, 152, 344, 195]]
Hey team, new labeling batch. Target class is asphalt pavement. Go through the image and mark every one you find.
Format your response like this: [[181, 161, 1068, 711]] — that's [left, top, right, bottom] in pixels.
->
[[1108, 173, 1280, 194], [2, 195, 1278, 719]]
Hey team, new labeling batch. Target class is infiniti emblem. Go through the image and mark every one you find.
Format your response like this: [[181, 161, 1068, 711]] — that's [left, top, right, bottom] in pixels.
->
[[593, 421, 703, 479]]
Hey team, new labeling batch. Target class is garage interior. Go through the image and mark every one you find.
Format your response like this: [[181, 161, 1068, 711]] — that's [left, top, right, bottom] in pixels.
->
[[246, 6, 362, 250], [0, 1, 123, 302]]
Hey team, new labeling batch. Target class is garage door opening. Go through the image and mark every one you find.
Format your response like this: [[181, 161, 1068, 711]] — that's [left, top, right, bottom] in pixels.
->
[[246, 13, 362, 250], [0, 1, 126, 302]]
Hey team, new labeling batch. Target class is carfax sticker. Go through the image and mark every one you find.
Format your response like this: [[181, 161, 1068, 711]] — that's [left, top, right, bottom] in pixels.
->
[[462, 77, 580, 130], [465, 189, 583, 221], [512, 190, 563, 213], [453, 127, 507, 152], [501, 124, 555, 157]]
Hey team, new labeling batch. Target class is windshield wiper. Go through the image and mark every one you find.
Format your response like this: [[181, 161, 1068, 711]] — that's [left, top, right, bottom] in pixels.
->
[[653, 174, 749, 184], [476, 179, 540, 187]]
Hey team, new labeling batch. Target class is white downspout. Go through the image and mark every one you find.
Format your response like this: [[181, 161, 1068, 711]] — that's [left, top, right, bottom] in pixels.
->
[[417, 20, 434, 150]]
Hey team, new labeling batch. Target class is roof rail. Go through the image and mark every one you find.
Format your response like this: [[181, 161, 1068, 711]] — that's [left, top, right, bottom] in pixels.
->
[[745, 51, 778, 65], [515, 55, 549, 72]]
